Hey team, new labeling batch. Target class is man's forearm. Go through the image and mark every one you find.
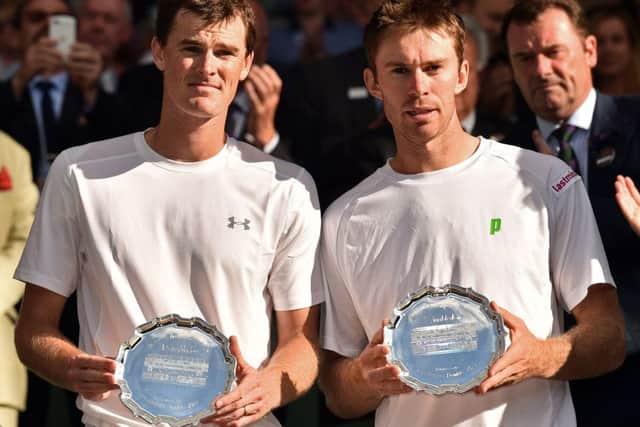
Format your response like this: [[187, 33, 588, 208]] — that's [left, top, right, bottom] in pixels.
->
[[534, 285, 626, 381], [262, 330, 320, 408], [480, 287, 625, 393], [319, 353, 382, 419], [545, 313, 625, 380], [15, 323, 83, 390]]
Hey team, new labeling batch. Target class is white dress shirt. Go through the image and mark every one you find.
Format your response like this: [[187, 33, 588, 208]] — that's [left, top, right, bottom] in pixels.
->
[[536, 88, 596, 186]]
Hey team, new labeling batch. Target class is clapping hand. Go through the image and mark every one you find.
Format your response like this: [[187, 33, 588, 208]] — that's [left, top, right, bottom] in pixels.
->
[[615, 175, 640, 236]]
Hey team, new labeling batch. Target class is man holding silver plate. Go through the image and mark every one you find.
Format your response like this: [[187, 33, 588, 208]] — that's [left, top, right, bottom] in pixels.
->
[[317, 1, 626, 426], [13, 1, 323, 426]]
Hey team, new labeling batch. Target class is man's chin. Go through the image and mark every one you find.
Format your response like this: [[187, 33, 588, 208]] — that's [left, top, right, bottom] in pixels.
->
[[185, 101, 221, 118], [533, 97, 568, 121]]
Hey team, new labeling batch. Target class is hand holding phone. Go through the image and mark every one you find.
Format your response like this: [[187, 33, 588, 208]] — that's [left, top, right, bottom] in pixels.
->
[[49, 15, 76, 58]]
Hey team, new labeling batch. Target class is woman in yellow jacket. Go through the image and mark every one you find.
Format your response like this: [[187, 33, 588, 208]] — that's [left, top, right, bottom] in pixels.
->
[[0, 130, 38, 427]]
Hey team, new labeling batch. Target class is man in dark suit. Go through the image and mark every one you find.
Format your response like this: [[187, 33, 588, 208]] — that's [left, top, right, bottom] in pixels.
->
[[0, 0, 125, 185], [457, 14, 512, 141], [503, 2, 640, 426]]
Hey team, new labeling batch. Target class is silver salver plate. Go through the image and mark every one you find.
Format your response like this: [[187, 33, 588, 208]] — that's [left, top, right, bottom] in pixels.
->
[[115, 314, 236, 426], [384, 284, 506, 394]]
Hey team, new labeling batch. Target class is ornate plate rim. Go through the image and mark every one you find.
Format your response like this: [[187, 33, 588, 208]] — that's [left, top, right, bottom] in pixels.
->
[[384, 284, 507, 394], [114, 313, 237, 427]]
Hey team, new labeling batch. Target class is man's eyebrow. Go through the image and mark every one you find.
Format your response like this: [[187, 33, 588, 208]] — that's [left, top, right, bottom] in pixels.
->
[[383, 58, 447, 68], [512, 50, 534, 59], [384, 61, 408, 68], [178, 38, 205, 46], [512, 43, 564, 58], [178, 38, 241, 54]]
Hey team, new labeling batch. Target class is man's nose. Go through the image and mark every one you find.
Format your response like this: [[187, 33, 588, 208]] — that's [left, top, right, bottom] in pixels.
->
[[409, 69, 429, 96], [201, 50, 220, 75], [534, 53, 553, 77]]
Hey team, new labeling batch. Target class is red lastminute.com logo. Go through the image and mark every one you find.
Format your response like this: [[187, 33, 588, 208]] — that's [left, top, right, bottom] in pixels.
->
[[552, 170, 578, 193]]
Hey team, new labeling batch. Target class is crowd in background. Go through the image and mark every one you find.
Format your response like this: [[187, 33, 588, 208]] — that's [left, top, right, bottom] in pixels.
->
[[1, 0, 640, 426], [0, 0, 639, 201]]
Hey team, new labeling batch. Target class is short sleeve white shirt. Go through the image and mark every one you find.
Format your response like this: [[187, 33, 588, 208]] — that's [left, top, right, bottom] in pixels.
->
[[319, 138, 613, 427], [15, 132, 323, 427]]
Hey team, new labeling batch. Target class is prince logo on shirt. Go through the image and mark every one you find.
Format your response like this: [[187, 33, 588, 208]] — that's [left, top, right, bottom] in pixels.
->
[[490, 218, 502, 235]]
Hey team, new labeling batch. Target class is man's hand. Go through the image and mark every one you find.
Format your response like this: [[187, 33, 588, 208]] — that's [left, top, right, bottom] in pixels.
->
[[320, 321, 412, 419], [478, 286, 624, 394], [65, 353, 119, 401], [245, 64, 282, 148], [477, 302, 550, 394], [67, 42, 103, 107], [15, 285, 121, 402], [12, 38, 63, 98], [352, 323, 413, 399], [202, 336, 278, 427], [615, 175, 640, 236]]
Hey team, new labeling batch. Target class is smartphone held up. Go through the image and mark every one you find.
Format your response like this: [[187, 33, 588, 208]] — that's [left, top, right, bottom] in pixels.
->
[[49, 14, 76, 58]]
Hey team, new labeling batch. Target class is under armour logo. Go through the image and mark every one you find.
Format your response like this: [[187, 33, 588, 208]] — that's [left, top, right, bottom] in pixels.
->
[[228, 217, 251, 230]]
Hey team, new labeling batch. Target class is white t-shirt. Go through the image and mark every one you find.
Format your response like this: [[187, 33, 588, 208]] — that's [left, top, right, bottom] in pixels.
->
[[15, 132, 323, 427], [319, 138, 613, 427]]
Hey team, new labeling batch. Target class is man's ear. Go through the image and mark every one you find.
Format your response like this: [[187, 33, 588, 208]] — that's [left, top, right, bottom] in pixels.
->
[[240, 51, 255, 81], [364, 67, 382, 100], [454, 58, 469, 95], [151, 37, 165, 71], [584, 34, 598, 69]]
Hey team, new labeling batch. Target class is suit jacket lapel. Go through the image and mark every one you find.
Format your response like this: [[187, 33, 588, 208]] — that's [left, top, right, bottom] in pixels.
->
[[588, 92, 622, 193]]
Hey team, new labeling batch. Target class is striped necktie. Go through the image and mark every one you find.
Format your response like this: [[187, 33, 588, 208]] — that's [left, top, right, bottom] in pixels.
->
[[552, 124, 580, 174]]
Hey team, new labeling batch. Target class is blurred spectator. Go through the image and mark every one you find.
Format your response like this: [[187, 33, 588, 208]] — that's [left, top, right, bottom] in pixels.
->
[[451, 0, 473, 14], [469, 0, 515, 55], [588, 4, 640, 95], [0, 131, 37, 427], [468, 0, 518, 134], [0, 1, 21, 81], [268, 0, 364, 66], [477, 51, 517, 127], [338, 0, 385, 27], [78, 0, 133, 94], [503, 1, 640, 424], [457, 15, 511, 140], [278, 1, 388, 209], [129, 4, 156, 64], [0, 0, 126, 184], [229, 0, 291, 158]]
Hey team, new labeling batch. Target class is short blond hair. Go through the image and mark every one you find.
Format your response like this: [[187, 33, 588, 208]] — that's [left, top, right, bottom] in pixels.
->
[[364, 0, 466, 72]]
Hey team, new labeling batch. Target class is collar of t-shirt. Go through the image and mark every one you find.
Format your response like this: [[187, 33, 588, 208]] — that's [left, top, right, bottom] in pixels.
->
[[536, 88, 596, 186], [382, 136, 488, 184], [28, 72, 69, 120]]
